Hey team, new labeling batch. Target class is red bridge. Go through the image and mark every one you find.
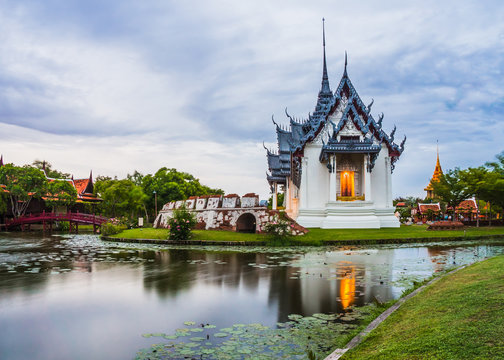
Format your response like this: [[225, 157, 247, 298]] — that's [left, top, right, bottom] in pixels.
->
[[4, 211, 108, 233]]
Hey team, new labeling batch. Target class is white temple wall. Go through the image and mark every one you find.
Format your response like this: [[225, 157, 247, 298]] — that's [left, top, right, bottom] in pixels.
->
[[303, 144, 329, 209], [371, 144, 389, 208]]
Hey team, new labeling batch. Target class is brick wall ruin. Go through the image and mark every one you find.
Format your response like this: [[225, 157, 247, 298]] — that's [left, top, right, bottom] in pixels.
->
[[153, 193, 307, 235]]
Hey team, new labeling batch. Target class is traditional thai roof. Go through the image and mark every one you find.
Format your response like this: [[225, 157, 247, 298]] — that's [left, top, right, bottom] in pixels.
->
[[418, 203, 441, 214], [425, 146, 443, 192], [47, 170, 101, 203], [265, 21, 405, 187], [457, 199, 478, 212]]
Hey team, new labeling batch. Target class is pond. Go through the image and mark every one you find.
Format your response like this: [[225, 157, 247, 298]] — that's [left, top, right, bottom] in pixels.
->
[[1, 233, 504, 359]]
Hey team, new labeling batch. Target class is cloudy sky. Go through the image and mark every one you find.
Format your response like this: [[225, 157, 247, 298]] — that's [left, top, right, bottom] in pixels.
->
[[1, 0, 503, 199]]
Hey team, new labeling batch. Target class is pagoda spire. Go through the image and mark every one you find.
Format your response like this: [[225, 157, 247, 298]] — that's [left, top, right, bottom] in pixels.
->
[[435, 140, 442, 174], [320, 18, 331, 95], [424, 142, 443, 198], [0, 155, 3, 167]]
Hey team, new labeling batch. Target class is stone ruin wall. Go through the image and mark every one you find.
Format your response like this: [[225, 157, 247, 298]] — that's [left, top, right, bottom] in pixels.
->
[[154, 193, 307, 235]]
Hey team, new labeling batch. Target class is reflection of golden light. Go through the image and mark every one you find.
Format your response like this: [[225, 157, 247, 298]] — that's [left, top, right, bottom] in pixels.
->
[[340, 268, 356, 309]]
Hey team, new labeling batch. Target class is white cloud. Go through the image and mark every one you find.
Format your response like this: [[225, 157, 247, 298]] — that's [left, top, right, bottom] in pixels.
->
[[1, 0, 504, 202]]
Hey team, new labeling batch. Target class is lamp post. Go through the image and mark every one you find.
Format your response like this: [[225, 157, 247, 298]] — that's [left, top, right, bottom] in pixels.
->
[[153, 190, 158, 219]]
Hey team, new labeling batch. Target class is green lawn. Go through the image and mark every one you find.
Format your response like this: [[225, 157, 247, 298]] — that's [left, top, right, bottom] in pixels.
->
[[109, 225, 504, 244], [110, 228, 264, 242], [343, 255, 504, 359]]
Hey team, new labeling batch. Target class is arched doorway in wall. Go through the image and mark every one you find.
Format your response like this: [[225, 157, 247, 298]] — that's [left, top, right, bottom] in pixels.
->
[[236, 213, 256, 233]]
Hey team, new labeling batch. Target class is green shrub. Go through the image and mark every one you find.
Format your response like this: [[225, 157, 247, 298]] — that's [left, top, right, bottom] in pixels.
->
[[263, 215, 294, 246], [100, 221, 127, 236], [168, 206, 197, 240], [55, 221, 70, 232]]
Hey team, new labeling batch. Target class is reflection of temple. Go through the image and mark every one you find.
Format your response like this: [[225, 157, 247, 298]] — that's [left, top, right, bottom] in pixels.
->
[[139, 248, 395, 322], [265, 21, 405, 228]]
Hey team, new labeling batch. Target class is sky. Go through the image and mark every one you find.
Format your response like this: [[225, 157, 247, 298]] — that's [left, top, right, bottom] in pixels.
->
[[0, 0, 503, 200]]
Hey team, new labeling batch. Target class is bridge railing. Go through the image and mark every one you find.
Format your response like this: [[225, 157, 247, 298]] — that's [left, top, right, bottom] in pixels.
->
[[5, 211, 109, 227]]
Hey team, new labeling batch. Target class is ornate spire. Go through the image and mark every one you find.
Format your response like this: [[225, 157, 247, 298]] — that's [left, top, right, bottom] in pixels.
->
[[343, 51, 348, 76], [435, 141, 442, 174], [320, 18, 331, 95], [424, 142, 443, 197], [0, 155, 3, 167]]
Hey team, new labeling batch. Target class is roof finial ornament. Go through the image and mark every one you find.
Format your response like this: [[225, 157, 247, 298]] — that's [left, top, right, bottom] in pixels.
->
[[319, 18, 331, 95], [400, 135, 407, 153], [377, 112, 384, 128], [285, 107, 293, 121], [271, 114, 278, 127], [367, 98, 374, 114], [0, 154, 3, 167], [390, 125, 396, 143], [344, 51, 348, 76]]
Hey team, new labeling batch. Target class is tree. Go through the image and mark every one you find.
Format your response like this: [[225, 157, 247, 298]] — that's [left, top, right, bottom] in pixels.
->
[[0, 191, 7, 216], [141, 168, 224, 219], [94, 178, 147, 220], [45, 180, 78, 211], [0, 165, 48, 218], [486, 151, 504, 176], [127, 170, 144, 186], [431, 168, 471, 218], [459, 167, 488, 227], [268, 192, 285, 208], [32, 160, 70, 179], [482, 171, 504, 223]]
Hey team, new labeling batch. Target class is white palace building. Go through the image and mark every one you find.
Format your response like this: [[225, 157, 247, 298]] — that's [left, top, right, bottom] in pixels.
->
[[265, 21, 406, 229]]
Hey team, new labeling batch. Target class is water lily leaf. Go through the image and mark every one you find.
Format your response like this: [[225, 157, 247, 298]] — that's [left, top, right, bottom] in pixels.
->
[[214, 332, 229, 338], [287, 314, 303, 321], [184, 321, 196, 326], [189, 337, 205, 342], [185, 342, 201, 348]]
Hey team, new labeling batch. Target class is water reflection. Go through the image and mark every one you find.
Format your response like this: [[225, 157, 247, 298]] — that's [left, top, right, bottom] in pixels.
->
[[1, 233, 504, 360]]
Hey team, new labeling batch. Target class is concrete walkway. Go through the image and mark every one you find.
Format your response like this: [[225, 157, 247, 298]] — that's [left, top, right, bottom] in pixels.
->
[[324, 263, 475, 359]]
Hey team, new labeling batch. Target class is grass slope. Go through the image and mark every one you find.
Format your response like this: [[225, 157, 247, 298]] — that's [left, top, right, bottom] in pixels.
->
[[344, 255, 504, 359], [111, 225, 504, 244]]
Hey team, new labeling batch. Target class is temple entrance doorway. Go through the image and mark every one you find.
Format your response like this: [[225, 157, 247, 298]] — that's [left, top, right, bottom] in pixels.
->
[[236, 213, 256, 233], [340, 171, 355, 197]]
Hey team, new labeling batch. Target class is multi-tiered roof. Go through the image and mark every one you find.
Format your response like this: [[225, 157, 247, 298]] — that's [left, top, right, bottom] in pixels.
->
[[265, 21, 405, 189], [424, 147, 443, 196]]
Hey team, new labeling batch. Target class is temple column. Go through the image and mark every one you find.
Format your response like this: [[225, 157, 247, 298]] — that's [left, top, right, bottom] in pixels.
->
[[387, 157, 392, 207], [300, 158, 308, 209], [272, 182, 278, 210], [385, 157, 392, 207], [329, 155, 337, 201], [285, 177, 290, 211], [364, 155, 372, 201]]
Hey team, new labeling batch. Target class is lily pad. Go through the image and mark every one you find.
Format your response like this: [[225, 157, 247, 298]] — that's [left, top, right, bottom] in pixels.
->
[[189, 337, 205, 342]]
